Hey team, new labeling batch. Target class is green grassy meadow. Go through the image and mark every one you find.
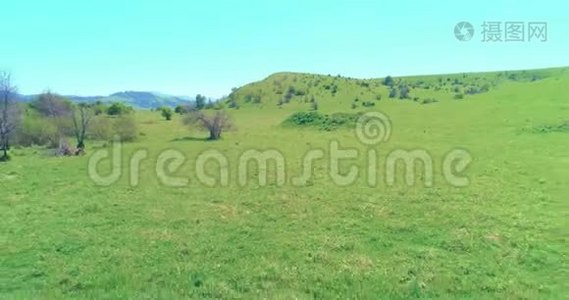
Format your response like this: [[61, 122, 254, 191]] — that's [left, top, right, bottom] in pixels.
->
[[2, 68, 569, 298]]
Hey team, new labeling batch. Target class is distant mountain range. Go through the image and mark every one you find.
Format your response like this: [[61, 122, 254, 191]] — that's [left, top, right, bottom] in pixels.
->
[[16, 91, 195, 109]]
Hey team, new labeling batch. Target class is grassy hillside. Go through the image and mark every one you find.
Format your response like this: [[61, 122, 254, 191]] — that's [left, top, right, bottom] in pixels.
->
[[227, 67, 568, 112], [2, 67, 569, 298]]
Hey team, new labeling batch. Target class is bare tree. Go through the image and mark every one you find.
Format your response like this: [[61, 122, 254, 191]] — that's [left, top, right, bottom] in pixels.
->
[[183, 110, 233, 140], [72, 103, 93, 150], [0, 72, 21, 161]]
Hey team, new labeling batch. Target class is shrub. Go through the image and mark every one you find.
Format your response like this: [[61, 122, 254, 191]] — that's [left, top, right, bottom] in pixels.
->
[[227, 99, 239, 109], [243, 94, 261, 104], [465, 86, 479, 95], [15, 116, 59, 148], [160, 107, 173, 120], [107, 102, 133, 116], [183, 110, 233, 140], [399, 85, 410, 99], [113, 116, 138, 142], [91, 101, 107, 115], [283, 87, 295, 103], [421, 98, 439, 105], [88, 116, 114, 141], [294, 89, 306, 96], [532, 121, 569, 133], [331, 85, 338, 95], [175, 105, 187, 114], [389, 88, 398, 98], [283, 111, 363, 131], [284, 111, 325, 127], [454, 93, 465, 100]]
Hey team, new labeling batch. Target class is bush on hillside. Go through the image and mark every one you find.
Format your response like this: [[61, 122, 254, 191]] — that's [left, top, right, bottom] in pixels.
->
[[421, 98, 439, 105], [389, 88, 398, 99], [283, 111, 363, 131], [227, 99, 239, 109], [399, 85, 410, 99]]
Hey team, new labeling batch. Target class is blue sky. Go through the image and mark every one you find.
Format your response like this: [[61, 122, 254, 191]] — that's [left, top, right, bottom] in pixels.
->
[[1, 0, 567, 97]]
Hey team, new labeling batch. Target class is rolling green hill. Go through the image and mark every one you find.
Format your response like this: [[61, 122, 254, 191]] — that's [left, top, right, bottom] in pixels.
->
[[227, 67, 568, 112]]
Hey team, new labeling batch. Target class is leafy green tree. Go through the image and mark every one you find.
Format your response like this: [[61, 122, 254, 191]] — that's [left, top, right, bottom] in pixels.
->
[[195, 94, 206, 110], [107, 102, 133, 116], [160, 107, 173, 121]]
